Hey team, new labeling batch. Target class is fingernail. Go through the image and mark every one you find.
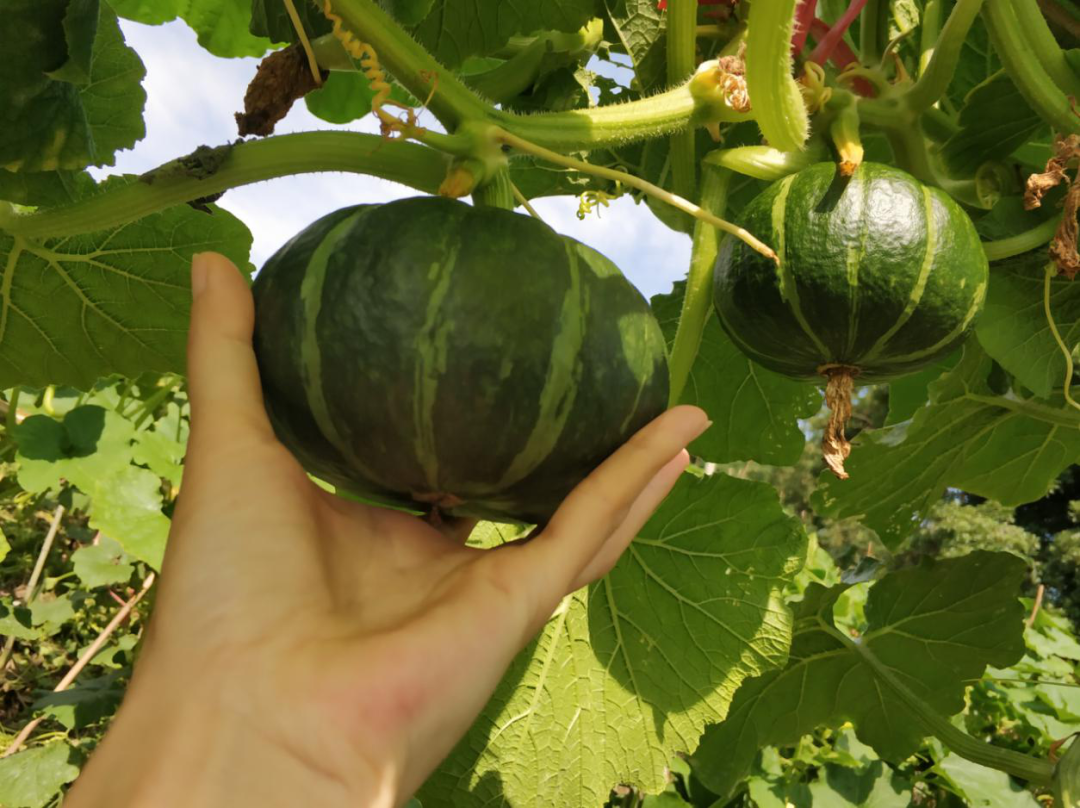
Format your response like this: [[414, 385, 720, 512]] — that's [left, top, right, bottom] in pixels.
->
[[191, 253, 211, 298]]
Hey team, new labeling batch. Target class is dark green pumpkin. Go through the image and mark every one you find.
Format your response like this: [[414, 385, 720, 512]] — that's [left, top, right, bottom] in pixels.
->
[[713, 162, 988, 382], [252, 196, 669, 523]]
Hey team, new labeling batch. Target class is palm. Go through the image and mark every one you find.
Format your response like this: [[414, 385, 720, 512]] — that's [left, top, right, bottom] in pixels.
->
[[108, 252, 706, 805]]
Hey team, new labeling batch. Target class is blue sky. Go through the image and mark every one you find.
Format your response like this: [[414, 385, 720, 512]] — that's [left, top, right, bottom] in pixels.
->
[[97, 19, 693, 300]]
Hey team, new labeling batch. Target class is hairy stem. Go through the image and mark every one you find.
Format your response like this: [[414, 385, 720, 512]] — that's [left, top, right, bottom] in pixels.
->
[[493, 79, 751, 153], [859, 0, 886, 64], [668, 0, 700, 199], [917, 0, 943, 76], [1013, 0, 1080, 98], [668, 165, 732, 404], [703, 144, 820, 179], [472, 170, 516, 210], [320, 0, 491, 128], [982, 216, 1062, 261], [904, 0, 987, 112], [983, 0, 1080, 134], [745, 0, 810, 151], [0, 133, 448, 239]]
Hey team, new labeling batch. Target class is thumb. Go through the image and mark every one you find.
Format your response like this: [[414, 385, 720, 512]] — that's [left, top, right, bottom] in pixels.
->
[[185, 252, 276, 454]]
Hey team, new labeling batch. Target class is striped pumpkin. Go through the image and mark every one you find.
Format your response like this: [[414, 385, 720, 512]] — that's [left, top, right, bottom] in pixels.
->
[[713, 162, 988, 476], [252, 196, 669, 523], [714, 161, 988, 381]]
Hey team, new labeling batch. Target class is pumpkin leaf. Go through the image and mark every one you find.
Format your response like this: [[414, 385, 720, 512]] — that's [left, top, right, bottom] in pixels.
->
[[812, 344, 1080, 547], [936, 754, 1042, 807], [421, 473, 806, 806], [0, 177, 252, 391], [691, 551, 1027, 799], [603, 0, 668, 91], [940, 71, 1042, 176], [72, 535, 134, 588], [652, 282, 821, 466], [410, 0, 602, 68], [976, 252, 1080, 400], [0, 743, 81, 808], [1, 3, 146, 172]]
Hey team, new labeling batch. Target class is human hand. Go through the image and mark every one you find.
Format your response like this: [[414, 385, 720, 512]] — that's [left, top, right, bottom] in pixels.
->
[[66, 252, 710, 808]]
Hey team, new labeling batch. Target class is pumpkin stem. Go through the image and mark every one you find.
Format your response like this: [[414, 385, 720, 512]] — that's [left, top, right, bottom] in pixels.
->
[[820, 365, 858, 479]]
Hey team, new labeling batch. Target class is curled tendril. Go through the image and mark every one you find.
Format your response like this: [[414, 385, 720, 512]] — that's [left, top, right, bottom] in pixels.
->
[[577, 187, 623, 220], [322, 0, 424, 139], [798, 61, 832, 113]]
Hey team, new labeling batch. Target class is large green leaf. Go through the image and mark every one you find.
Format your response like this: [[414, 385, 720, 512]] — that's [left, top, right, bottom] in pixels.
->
[[1, 3, 146, 172], [604, 0, 667, 91], [0, 183, 252, 391], [72, 534, 134, 588], [0, 169, 97, 207], [807, 761, 912, 808], [885, 352, 959, 425], [109, 0, 271, 57], [105, 0, 182, 25], [976, 253, 1080, 399], [0, 743, 81, 808], [653, 283, 821, 466], [31, 673, 124, 730], [15, 406, 170, 568], [691, 551, 1027, 798], [304, 70, 378, 124], [0, 599, 41, 641], [250, 0, 333, 43], [940, 71, 1041, 176], [936, 754, 1042, 807], [421, 472, 806, 806], [946, 15, 1000, 111], [411, 0, 602, 68], [812, 344, 1080, 547]]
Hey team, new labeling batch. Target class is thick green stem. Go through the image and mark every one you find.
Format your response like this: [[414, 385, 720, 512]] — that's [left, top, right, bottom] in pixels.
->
[[860, 0, 886, 65], [494, 80, 751, 153], [918, 0, 943, 76], [982, 215, 1062, 261], [472, 170, 516, 210], [1013, 0, 1080, 98], [669, 164, 732, 404], [983, 0, 1080, 134], [838, 628, 1055, 785], [668, 0, 700, 199], [0, 133, 448, 239], [920, 107, 960, 142], [904, 0, 987, 112], [745, 0, 809, 152], [321, 0, 747, 153], [703, 143, 820, 180], [321, 0, 491, 128]]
